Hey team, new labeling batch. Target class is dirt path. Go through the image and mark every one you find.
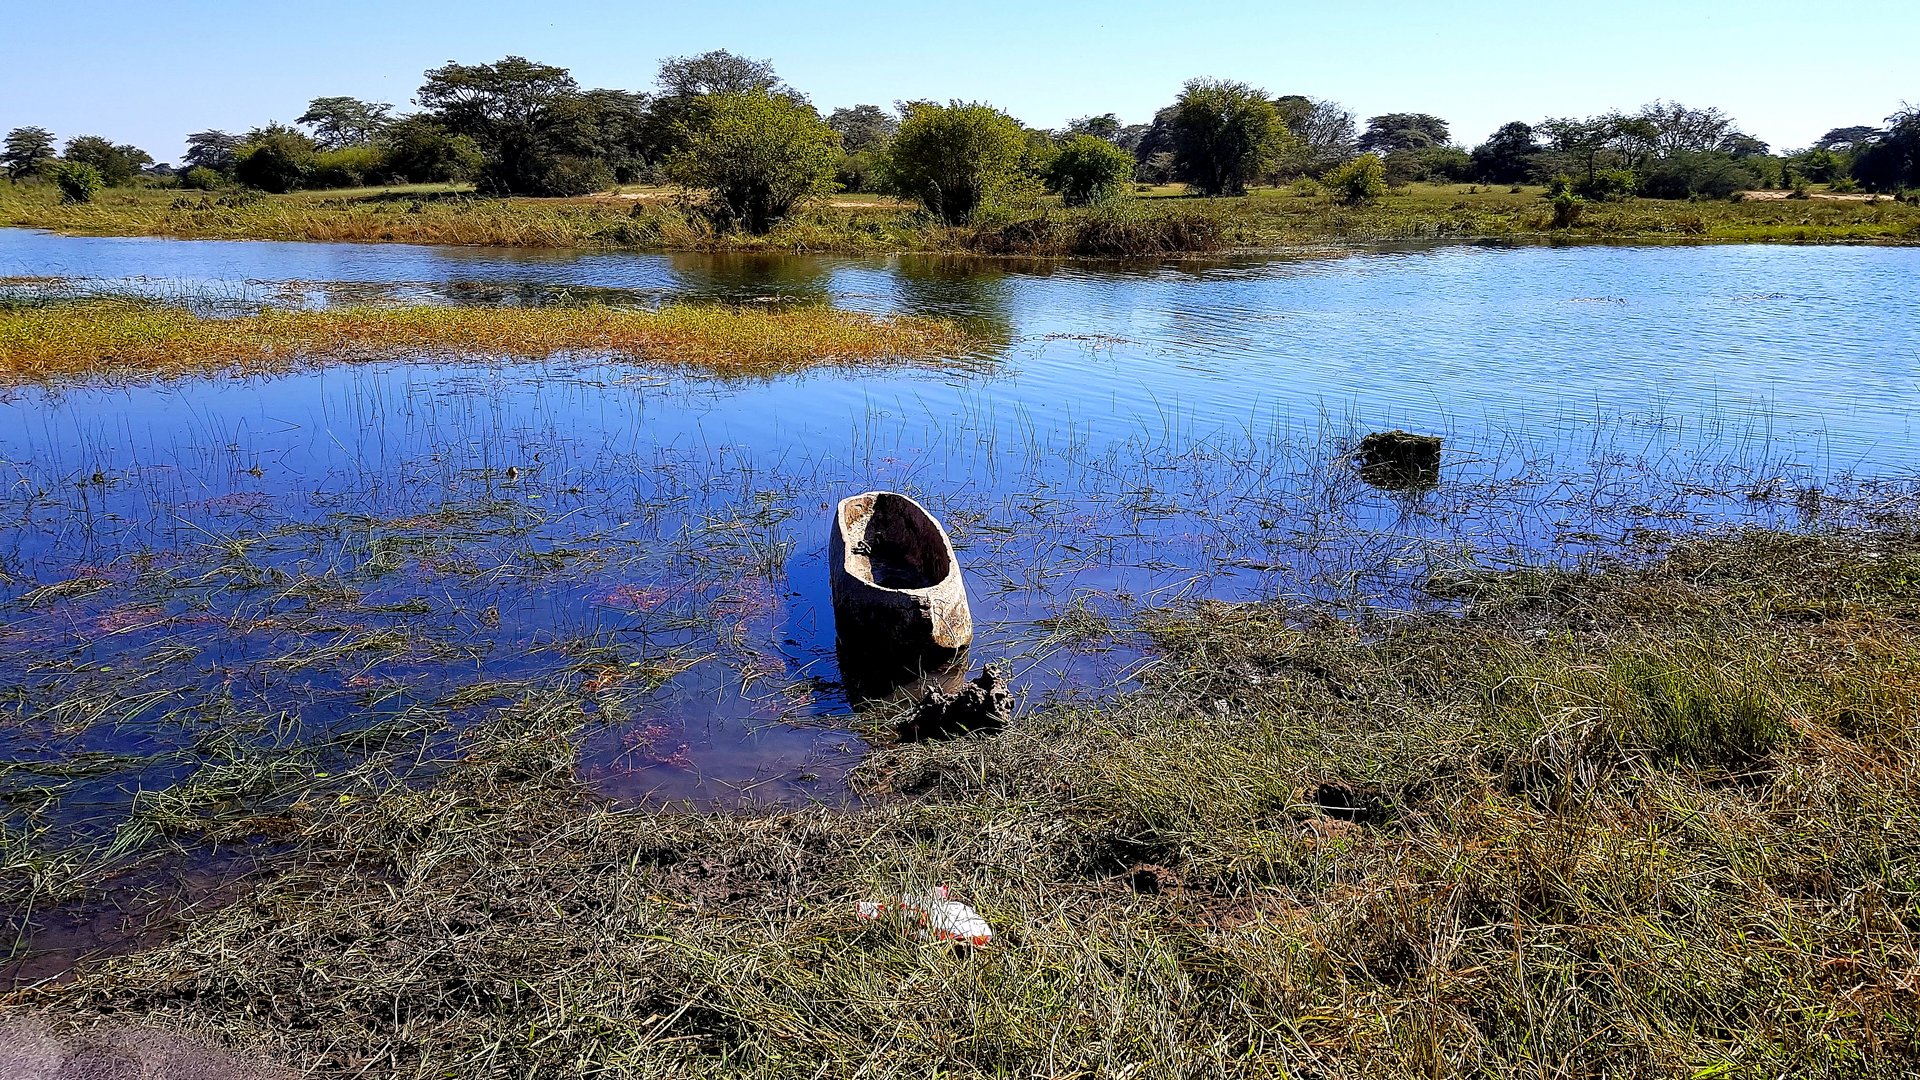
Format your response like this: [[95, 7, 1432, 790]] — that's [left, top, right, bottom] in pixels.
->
[[1739, 189, 1882, 201]]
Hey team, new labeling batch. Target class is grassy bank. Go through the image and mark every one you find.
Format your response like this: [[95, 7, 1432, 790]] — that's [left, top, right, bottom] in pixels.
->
[[5, 180, 1917, 255], [0, 298, 976, 383], [8, 526, 1919, 1077]]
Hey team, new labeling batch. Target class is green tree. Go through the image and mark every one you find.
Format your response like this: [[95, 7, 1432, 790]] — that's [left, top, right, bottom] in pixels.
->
[[380, 117, 483, 183], [1045, 134, 1134, 205], [416, 56, 582, 195], [1324, 153, 1387, 204], [1063, 113, 1122, 142], [1852, 108, 1919, 192], [1637, 150, 1760, 199], [180, 166, 222, 190], [310, 146, 391, 188], [1470, 121, 1542, 184], [3, 126, 57, 179], [548, 89, 654, 183], [1273, 95, 1356, 176], [51, 161, 102, 203], [61, 135, 151, 186], [882, 101, 1029, 223], [296, 96, 393, 150], [655, 50, 783, 98], [233, 124, 318, 192], [1814, 125, 1882, 154], [1358, 113, 1451, 153], [647, 50, 787, 168], [827, 105, 897, 153], [1167, 78, 1291, 196], [183, 130, 243, 175], [666, 89, 839, 233]]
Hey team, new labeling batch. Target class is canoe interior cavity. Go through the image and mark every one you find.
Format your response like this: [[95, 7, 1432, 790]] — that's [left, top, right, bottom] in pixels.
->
[[844, 492, 952, 592]]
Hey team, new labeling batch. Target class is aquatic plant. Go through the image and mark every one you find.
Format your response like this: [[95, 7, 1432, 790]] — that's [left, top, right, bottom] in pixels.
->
[[0, 298, 978, 383]]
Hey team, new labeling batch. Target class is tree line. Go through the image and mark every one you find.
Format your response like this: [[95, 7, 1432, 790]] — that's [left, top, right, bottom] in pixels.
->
[[4, 52, 1916, 230]]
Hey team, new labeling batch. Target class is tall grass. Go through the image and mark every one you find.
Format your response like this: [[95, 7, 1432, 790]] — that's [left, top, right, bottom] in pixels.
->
[[10, 527, 1920, 1077], [0, 298, 978, 383]]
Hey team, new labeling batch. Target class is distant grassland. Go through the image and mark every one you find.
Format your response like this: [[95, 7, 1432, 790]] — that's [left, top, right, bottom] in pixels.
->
[[0, 298, 977, 384], [4, 180, 1917, 255]]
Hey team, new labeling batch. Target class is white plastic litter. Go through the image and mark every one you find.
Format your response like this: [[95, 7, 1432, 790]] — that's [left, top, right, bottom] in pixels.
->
[[856, 885, 993, 947]]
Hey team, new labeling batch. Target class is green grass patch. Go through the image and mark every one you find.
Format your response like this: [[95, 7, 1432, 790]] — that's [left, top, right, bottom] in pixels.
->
[[0, 298, 979, 384], [10, 526, 1920, 1076], [8, 179, 1915, 255]]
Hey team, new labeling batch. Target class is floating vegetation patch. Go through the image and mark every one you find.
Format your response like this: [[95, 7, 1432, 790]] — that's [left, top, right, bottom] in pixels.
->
[[0, 298, 980, 384]]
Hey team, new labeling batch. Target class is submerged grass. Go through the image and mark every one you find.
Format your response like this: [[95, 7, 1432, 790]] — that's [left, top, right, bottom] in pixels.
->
[[7, 180, 1916, 255], [9, 526, 1920, 1077], [0, 299, 978, 383]]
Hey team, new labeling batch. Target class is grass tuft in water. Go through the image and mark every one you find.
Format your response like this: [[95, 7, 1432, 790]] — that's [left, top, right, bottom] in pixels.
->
[[0, 298, 979, 384]]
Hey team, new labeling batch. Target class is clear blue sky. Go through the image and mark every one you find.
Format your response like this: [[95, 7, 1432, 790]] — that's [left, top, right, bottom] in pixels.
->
[[3, 0, 1912, 164]]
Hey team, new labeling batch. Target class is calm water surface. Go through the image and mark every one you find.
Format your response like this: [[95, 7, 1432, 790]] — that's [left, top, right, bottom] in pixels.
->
[[2, 229, 1917, 834]]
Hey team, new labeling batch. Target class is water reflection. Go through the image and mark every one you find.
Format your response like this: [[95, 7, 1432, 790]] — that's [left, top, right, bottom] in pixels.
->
[[2, 229, 1918, 834]]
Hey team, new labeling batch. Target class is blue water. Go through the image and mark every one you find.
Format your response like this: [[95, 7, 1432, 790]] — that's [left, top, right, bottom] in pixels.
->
[[1, 228, 1916, 830]]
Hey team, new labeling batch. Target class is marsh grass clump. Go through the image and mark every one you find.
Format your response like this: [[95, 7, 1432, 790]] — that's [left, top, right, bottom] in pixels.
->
[[11, 526, 1920, 1077], [0, 298, 978, 384]]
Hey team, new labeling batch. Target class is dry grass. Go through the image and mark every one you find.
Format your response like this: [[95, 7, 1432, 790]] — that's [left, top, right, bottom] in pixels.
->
[[8, 527, 1920, 1077], [0, 299, 978, 384]]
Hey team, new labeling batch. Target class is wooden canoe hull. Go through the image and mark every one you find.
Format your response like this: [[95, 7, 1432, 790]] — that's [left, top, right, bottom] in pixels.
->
[[829, 491, 973, 686]]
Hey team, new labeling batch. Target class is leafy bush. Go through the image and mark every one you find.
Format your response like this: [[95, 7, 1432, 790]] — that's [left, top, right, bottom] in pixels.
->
[[1550, 191, 1584, 227], [1384, 146, 1471, 184], [61, 135, 151, 186], [539, 156, 616, 197], [180, 166, 223, 191], [834, 149, 884, 194], [1324, 153, 1388, 205], [234, 126, 318, 193], [310, 146, 392, 189], [1636, 151, 1759, 200], [1578, 167, 1636, 201], [1851, 108, 1919, 192], [1545, 173, 1575, 198], [52, 161, 103, 204], [1167, 78, 1292, 196], [882, 101, 1028, 224], [1045, 134, 1133, 206], [381, 117, 483, 184], [1827, 175, 1859, 194], [665, 90, 839, 233]]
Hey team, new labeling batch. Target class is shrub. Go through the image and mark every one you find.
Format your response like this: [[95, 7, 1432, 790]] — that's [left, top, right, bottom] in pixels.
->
[[1637, 151, 1759, 200], [1550, 191, 1584, 227], [61, 135, 151, 186], [180, 166, 223, 191], [1578, 167, 1636, 201], [234, 126, 318, 193], [834, 149, 884, 194], [1384, 145, 1472, 184], [1828, 175, 1859, 194], [382, 117, 484, 184], [1167, 78, 1292, 196], [52, 162, 103, 204], [310, 146, 392, 189], [882, 101, 1028, 224], [1045, 134, 1133, 206], [1324, 153, 1388, 205], [1545, 173, 1575, 198], [539, 156, 616, 197], [665, 90, 839, 233]]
